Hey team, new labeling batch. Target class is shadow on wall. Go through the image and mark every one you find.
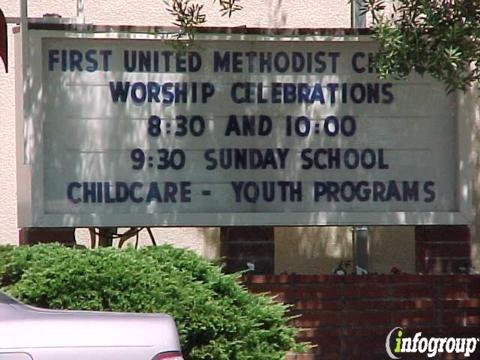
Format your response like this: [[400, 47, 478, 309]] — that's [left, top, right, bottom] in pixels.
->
[[74, 227, 221, 259], [469, 85, 480, 272], [73, 225, 416, 275], [275, 226, 415, 274], [267, 0, 288, 27]]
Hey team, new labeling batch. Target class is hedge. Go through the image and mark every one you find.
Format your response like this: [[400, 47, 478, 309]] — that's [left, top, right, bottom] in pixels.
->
[[0, 244, 304, 359]]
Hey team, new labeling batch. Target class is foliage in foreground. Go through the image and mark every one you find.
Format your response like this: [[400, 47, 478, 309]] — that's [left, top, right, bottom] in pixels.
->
[[0, 244, 304, 360], [362, 0, 480, 91], [167, 0, 480, 92], [166, 0, 242, 40]]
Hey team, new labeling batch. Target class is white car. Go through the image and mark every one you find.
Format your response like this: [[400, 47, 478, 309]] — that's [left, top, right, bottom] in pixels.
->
[[0, 292, 183, 360]]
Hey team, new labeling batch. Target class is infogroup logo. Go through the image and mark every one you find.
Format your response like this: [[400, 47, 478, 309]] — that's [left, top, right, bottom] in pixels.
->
[[385, 327, 480, 359]]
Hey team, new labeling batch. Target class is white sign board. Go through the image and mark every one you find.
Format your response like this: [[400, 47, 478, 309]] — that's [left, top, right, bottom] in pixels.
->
[[15, 28, 472, 227]]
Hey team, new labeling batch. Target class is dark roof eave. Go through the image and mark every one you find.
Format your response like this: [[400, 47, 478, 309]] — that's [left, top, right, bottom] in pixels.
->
[[14, 23, 373, 36]]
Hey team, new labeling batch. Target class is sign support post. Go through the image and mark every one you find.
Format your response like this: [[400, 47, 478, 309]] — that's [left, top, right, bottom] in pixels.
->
[[351, 0, 369, 274], [352, 226, 369, 274], [351, 0, 366, 28]]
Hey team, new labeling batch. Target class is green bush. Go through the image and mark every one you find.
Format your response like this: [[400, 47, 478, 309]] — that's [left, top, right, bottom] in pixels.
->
[[0, 244, 303, 359]]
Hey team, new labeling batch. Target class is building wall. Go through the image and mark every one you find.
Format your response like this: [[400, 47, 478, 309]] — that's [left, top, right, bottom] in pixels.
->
[[467, 82, 480, 272], [0, 0, 477, 274]]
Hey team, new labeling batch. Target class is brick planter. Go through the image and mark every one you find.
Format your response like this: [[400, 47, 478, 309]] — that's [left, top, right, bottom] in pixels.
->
[[242, 274, 480, 360]]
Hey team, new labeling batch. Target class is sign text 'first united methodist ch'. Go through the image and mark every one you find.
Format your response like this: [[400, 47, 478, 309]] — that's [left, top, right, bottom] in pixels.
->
[[15, 29, 471, 227]]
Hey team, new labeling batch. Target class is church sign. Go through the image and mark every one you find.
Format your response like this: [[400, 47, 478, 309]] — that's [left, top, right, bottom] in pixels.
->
[[15, 27, 472, 226]]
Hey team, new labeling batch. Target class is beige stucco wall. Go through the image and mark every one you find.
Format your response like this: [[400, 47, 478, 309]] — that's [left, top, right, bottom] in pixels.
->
[[467, 83, 480, 272], [73, 227, 221, 259], [0, 0, 477, 274], [275, 227, 353, 274], [0, 22, 16, 246], [275, 226, 415, 274]]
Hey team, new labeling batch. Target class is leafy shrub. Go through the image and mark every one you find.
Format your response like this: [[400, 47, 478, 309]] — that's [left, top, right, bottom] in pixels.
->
[[0, 244, 303, 359]]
